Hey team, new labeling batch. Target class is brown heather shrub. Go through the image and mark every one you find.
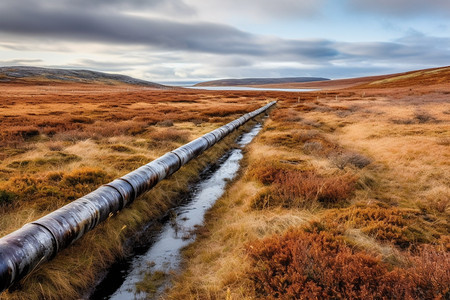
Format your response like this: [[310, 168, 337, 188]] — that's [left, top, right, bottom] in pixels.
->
[[247, 160, 296, 185], [249, 163, 357, 208], [69, 116, 95, 124], [1, 167, 111, 209], [301, 118, 322, 128], [325, 202, 423, 248], [391, 110, 439, 125], [53, 130, 92, 142], [201, 106, 253, 117], [247, 229, 450, 299], [414, 110, 438, 123], [403, 244, 450, 297], [107, 155, 152, 171], [267, 130, 339, 157], [148, 128, 190, 144], [46, 141, 66, 151], [329, 151, 372, 169], [0, 125, 40, 146], [76, 121, 148, 139], [273, 170, 357, 206], [0, 189, 16, 206], [156, 119, 174, 127], [7, 152, 81, 171], [62, 167, 108, 186], [250, 187, 277, 210], [293, 104, 315, 112], [267, 131, 317, 149], [108, 144, 135, 153], [271, 109, 302, 122], [302, 141, 323, 154], [293, 130, 321, 143], [126, 125, 147, 136], [437, 137, 450, 146], [11, 126, 40, 139]]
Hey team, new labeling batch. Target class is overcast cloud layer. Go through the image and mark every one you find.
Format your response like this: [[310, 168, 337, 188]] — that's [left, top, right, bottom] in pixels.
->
[[0, 0, 449, 81]]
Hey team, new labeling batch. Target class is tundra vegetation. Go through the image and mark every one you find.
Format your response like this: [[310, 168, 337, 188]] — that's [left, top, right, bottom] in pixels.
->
[[0, 66, 449, 299], [0, 81, 267, 299], [167, 67, 450, 299]]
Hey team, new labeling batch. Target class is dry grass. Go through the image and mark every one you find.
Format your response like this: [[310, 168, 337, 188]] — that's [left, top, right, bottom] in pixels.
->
[[2, 68, 449, 299], [0, 82, 274, 299], [166, 70, 449, 299]]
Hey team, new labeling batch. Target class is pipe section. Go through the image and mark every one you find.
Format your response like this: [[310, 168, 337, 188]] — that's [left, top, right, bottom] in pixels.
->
[[0, 101, 276, 292]]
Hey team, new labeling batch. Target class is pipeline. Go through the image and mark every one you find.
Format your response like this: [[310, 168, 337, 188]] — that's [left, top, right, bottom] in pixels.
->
[[0, 101, 276, 293]]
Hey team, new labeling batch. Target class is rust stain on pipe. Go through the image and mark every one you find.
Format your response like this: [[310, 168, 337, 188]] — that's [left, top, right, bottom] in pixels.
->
[[0, 101, 276, 292]]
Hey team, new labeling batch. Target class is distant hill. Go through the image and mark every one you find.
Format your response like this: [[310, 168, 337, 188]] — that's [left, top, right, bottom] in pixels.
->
[[362, 66, 450, 88], [227, 66, 450, 90], [0, 66, 166, 88], [195, 77, 329, 87]]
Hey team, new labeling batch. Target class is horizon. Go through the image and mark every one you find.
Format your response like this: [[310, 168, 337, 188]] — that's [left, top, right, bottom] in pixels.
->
[[0, 1, 449, 81]]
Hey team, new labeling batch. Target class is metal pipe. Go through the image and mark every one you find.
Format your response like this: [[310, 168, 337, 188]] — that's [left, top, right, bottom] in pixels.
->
[[0, 101, 276, 292]]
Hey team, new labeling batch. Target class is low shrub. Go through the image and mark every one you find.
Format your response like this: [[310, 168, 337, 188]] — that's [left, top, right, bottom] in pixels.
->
[[7, 152, 81, 170], [148, 128, 190, 144], [70, 117, 95, 124], [108, 144, 135, 153], [0, 126, 40, 146], [329, 151, 372, 169], [15, 126, 40, 139], [157, 119, 174, 127], [273, 170, 357, 206], [293, 130, 320, 143], [0, 189, 16, 206], [325, 202, 421, 248], [414, 111, 437, 123], [271, 109, 302, 122], [202, 106, 252, 117], [250, 187, 276, 210], [46, 141, 66, 151], [249, 163, 357, 208], [62, 167, 108, 186], [247, 229, 450, 299], [302, 141, 323, 154], [247, 160, 293, 185], [391, 111, 439, 125], [110, 155, 152, 171]]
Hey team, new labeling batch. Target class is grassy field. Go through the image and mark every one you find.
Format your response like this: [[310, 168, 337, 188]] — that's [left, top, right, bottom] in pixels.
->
[[0, 66, 449, 299], [166, 67, 450, 299], [0, 81, 273, 299]]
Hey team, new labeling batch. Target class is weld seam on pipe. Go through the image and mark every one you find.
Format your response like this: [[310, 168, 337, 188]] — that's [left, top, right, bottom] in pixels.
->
[[104, 183, 126, 210], [0, 101, 276, 292]]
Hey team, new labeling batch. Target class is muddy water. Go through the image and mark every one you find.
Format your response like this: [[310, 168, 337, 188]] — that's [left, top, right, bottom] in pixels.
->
[[91, 122, 264, 300]]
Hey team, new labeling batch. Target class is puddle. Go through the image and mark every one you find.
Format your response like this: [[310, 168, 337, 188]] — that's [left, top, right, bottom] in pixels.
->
[[91, 122, 264, 300]]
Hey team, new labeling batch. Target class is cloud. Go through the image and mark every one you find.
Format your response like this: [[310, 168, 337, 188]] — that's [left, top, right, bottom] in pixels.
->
[[346, 0, 450, 17], [0, 2, 339, 61], [335, 31, 450, 65], [0, 0, 448, 81], [186, 0, 325, 21], [0, 0, 195, 16], [0, 59, 43, 65], [0, 2, 261, 55]]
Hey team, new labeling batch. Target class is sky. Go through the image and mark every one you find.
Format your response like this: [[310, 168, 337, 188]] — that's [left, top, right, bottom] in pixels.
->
[[0, 0, 449, 82]]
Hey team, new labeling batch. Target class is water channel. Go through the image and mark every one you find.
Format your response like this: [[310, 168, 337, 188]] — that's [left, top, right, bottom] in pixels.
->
[[91, 122, 264, 299]]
